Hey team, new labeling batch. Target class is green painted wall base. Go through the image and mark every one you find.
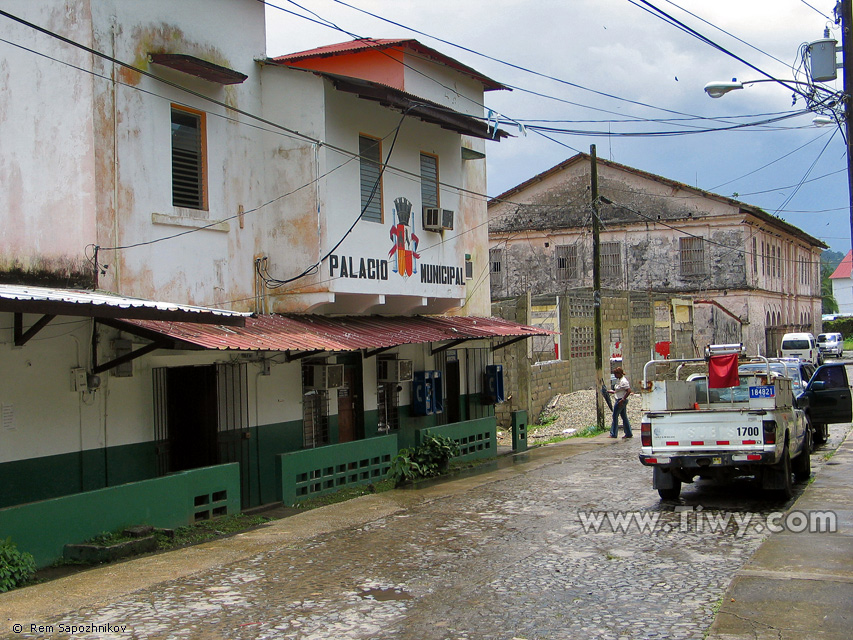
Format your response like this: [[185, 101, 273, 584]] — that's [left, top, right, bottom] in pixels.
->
[[277, 435, 398, 505], [420, 417, 498, 462], [0, 463, 240, 568]]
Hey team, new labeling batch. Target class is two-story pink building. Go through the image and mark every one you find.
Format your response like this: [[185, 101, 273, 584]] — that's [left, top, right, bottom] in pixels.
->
[[0, 0, 548, 567]]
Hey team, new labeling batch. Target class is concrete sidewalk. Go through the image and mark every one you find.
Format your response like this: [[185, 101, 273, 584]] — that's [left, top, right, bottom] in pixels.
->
[[706, 430, 853, 640]]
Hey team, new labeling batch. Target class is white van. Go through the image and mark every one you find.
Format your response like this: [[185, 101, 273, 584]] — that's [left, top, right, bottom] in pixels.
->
[[780, 332, 820, 364]]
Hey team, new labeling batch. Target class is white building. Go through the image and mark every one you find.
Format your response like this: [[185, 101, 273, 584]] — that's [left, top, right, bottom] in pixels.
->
[[829, 251, 853, 314], [0, 0, 546, 567]]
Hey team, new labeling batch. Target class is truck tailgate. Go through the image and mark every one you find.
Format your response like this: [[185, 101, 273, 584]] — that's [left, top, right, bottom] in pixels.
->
[[648, 410, 765, 452]]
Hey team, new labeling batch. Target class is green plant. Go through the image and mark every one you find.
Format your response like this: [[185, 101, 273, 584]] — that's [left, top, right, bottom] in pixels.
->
[[387, 433, 460, 487], [85, 530, 134, 547], [0, 538, 36, 592]]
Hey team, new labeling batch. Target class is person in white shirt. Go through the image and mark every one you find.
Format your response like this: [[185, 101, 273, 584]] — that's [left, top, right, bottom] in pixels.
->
[[608, 367, 633, 439]]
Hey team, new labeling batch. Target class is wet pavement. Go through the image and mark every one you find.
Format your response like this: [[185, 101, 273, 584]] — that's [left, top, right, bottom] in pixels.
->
[[1, 423, 850, 640]]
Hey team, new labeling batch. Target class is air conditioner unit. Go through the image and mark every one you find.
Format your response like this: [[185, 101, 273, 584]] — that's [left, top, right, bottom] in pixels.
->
[[423, 207, 454, 232], [378, 359, 413, 383], [304, 364, 344, 390]]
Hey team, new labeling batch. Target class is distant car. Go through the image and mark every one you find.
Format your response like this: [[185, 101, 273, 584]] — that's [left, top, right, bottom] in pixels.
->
[[818, 332, 844, 358], [780, 332, 821, 365]]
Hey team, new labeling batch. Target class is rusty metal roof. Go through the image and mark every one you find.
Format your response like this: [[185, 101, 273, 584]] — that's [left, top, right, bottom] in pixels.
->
[[118, 314, 553, 352], [0, 284, 249, 326], [271, 38, 508, 91]]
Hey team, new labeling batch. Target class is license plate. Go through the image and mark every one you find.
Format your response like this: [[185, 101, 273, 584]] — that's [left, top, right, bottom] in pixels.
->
[[712, 457, 722, 465], [749, 385, 775, 399]]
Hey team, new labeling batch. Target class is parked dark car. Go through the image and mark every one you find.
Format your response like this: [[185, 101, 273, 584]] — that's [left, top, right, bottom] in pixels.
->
[[796, 362, 853, 444]]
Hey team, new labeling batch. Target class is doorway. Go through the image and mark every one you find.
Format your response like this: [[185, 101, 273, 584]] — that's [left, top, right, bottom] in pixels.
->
[[153, 363, 252, 506]]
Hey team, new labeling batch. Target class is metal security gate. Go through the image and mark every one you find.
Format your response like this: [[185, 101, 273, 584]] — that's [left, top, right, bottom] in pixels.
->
[[216, 363, 251, 507], [153, 363, 251, 507]]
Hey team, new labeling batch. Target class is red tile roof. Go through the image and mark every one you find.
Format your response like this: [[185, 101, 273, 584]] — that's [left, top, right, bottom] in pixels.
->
[[271, 38, 507, 91], [118, 314, 553, 353], [830, 250, 853, 279]]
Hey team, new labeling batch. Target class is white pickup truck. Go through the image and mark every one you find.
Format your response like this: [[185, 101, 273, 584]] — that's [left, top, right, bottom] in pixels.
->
[[638, 346, 811, 500]]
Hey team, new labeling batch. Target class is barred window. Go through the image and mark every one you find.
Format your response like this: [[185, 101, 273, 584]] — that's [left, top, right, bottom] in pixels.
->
[[490, 248, 503, 289], [555, 245, 577, 282], [679, 236, 705, 276], [601, 241, 622, 279]]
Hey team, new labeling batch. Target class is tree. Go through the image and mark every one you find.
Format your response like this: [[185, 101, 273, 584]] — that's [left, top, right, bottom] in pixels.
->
[[821, 250, 844, 315]]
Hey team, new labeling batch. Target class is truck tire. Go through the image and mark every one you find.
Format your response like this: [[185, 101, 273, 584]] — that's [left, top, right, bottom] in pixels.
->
[[772, 444, 794, 500], [658, 483, 681, 501], [793, 431, 812, 482], [653, 466, 681, 500]]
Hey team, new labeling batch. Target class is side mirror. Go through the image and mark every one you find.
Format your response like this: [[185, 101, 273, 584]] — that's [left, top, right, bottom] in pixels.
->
[[810, 380, 826, 391]]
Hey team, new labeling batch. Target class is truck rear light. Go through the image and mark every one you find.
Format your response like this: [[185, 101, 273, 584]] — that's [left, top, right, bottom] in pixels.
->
[[747, 454, 762, 461], [641, 421, 651, 446], [763, 420, 776, 444]]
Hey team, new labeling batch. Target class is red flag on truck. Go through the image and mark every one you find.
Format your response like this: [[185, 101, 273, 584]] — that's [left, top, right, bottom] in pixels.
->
[[708, 353, 739, 388]]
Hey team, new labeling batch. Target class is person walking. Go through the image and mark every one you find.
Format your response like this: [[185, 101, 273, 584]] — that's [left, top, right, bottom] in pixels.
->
[[608, 367, 633, 439]]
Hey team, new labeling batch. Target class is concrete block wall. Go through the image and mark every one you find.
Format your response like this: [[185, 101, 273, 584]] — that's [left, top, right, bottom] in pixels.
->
[[493, 289, 690, 428]]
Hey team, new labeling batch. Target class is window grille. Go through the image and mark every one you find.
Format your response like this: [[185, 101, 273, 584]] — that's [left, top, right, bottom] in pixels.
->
[[359, 135, 383, 222], [171, 107, 206, 209], [679, 236, 705, 276], [555, 245, 578, 281], [601, 241, 622, 279], [420, 153, 439, 209]]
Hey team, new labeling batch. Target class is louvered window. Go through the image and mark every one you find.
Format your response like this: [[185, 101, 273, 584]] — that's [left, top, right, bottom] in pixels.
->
[[171, 107, 206, 210], [420, 153, 439, 208], [359, 135, 383, 222]]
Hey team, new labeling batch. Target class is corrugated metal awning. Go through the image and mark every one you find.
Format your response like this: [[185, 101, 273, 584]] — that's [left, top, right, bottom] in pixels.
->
[[0, 284, 249, 326], [116, 313, 553, 353]]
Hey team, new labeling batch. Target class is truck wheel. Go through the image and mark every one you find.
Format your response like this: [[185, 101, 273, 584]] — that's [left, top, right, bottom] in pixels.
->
[[773, 444, 794, 500], [813, 423, 828, 445], [793, 432, 812, 482], [658, 481, 681, 501]]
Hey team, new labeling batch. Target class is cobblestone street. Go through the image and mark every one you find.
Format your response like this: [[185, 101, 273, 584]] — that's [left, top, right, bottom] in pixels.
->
[[3, 423, 848, 640]]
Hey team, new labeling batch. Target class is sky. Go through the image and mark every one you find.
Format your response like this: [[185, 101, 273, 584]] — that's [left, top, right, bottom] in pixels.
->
[[265, 0, 851, 255]]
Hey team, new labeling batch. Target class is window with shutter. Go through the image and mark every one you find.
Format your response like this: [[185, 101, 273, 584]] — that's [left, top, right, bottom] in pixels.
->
[[171, 106, 206, 210], [420, 153, 439, 209], [359, 135, 383, 222]]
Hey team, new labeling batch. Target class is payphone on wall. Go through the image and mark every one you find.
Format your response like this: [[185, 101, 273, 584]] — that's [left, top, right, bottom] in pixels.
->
[[413, 370, 444, 416]]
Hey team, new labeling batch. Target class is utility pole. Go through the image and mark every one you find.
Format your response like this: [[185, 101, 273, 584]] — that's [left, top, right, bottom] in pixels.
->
[[591, 145, 605, 431], [840, 0, 853, 250]]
